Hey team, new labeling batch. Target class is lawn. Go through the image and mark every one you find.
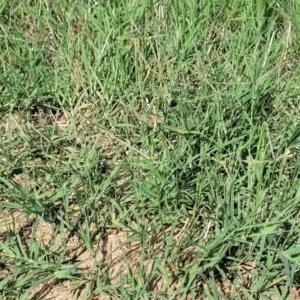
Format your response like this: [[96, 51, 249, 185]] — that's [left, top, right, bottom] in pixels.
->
[[1, 0, 300, 299]]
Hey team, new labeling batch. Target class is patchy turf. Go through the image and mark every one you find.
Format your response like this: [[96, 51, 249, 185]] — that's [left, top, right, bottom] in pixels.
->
[[1, 0, 300, 299]]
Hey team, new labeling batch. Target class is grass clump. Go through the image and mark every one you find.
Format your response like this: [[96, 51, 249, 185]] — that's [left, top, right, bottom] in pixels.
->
[[1, 0, 300, 299]]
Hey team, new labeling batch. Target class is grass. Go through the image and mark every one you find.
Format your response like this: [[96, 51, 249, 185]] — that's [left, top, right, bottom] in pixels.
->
[[0, 0, 300, 299]]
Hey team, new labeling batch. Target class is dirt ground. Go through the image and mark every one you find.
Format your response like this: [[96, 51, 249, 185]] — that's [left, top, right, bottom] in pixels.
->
[[1, 211, 300, 300], [0, 210, 190, 299]]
